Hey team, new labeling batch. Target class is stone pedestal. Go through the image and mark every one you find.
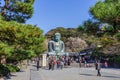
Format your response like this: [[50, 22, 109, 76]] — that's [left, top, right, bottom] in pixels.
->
[[42, 54, 47, 67]]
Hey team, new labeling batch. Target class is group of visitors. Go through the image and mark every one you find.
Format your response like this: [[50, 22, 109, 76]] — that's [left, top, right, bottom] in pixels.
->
[[79, 57, 90, 68], [78, 57, 109, 77], [48, 56, 71, 70], [35, 54, 109, 77]]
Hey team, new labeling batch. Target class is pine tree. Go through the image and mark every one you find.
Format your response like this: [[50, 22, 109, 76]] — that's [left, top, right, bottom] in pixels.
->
[[90, 0, 120, 31], [0, 0, 34, 23]]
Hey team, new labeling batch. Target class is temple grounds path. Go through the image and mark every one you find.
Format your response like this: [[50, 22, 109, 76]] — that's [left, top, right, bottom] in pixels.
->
[[8, 63, 120, 80]]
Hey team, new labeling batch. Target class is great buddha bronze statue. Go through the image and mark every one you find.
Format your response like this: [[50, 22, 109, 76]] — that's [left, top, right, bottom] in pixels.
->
[[48, 32, 67, 56]]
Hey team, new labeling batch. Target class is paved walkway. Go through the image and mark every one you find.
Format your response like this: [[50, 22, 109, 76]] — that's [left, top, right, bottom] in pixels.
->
[[6, 66, 31, 80], [5, 63, 120, 80]]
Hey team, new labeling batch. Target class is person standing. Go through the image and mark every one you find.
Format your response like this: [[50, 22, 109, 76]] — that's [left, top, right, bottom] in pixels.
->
[[60, 60, 64, 69], [104, 61, 108, 68], [79, 60, 82, 68], [68, 57, 71, 66], [57, 59, 61, 69], [84, 60, 87, 68], [36, 57, 40, 71], [51, 59, 54, 70], [48, 58, 52, 70]]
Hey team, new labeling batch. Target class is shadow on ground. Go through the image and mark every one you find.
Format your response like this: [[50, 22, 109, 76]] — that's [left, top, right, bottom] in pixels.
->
[[79, 73, 120, 79], [102, 75, 120, 79], [79, 73, 95, 76]]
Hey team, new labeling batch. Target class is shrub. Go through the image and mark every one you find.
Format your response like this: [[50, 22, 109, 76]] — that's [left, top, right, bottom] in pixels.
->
[[5, 64, 20, 72], [109, 55, 120, 65], [0, 64, 10, 77], [115, 32, 120, 41]]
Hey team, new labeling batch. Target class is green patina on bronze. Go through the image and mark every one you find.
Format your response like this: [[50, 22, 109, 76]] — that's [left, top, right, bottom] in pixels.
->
[[48, 32, 68, 56]]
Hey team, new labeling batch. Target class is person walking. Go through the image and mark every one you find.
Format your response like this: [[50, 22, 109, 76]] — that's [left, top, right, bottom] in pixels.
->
[[95, 60, 101, 76]]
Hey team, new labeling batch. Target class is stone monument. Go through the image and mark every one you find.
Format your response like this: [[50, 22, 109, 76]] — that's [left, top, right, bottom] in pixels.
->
[[42, 54, 47, 67], [48, 32, 68, 56]]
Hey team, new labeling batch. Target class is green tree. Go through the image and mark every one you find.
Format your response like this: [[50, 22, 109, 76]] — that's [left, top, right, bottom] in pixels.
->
[[0, 18, 45, 61], [0, 0, 34, 23], [77, 25, 84, 32], [83, 19, 100, 35], [0, 42, 13, 57], [90, 0, 120, 31]]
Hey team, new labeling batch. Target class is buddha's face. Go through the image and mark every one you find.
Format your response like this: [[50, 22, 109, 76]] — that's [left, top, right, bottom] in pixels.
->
[[54, 33, 61, 42]]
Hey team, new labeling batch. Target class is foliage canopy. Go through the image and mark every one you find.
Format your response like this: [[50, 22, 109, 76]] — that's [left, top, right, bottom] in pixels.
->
[[0, 17, 45, 61], [0, 0, 35, 23], [90, 0, 120, 31]]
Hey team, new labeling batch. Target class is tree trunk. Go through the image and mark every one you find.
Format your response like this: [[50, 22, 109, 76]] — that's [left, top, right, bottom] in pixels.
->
[[113, 22, 117, 32]]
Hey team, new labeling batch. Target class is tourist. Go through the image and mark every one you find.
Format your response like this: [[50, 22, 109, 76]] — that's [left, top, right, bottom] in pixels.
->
[[36, 57, 40, 71], [95, 60, 101, 76], [68, 57, 71, 66], [79, 60, 82, 68], [60, 60, 64, 69], [51, 58, 55, 70], [48, 57, 52, 70], [104, 61, 108, 68], [84, 60, 87, 68], [57, 59, 61, 69]]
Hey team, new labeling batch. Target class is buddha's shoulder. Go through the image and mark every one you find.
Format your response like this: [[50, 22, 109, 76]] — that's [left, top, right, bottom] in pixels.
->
[[59, 40, 64, 43], [48, 40, 54, 43]]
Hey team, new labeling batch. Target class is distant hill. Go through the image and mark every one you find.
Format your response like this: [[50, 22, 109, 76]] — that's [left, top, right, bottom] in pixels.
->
[[45, 27, 78, 39], [45, 27, 90, 52]]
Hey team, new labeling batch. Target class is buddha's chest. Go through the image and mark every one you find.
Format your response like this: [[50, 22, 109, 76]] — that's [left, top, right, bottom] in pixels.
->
[[54, 42, 61, 48]]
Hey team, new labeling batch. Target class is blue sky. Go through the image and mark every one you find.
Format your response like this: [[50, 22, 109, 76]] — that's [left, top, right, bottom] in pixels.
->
[[26, 0, 98, 34]]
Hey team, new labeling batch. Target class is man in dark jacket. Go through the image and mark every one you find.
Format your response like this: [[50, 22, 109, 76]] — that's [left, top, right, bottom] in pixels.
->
[[36, 57, 40, 71]]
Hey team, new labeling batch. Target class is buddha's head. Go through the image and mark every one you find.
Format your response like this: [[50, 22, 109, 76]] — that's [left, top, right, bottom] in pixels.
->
[[54, 32, 61, 42]]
